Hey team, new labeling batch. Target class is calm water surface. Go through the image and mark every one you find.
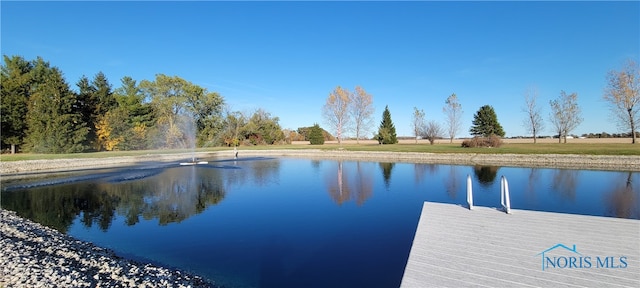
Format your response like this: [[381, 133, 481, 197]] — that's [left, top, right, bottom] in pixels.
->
[[1, 157, 638, 287]]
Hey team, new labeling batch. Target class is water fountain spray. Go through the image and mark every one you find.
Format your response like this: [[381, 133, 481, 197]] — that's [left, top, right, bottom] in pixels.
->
[[177, 114, 208, 166]]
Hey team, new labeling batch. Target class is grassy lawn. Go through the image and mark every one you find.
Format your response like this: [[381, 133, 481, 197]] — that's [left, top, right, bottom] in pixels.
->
[[283, 142, 640, 155], [0, 148, 224, 161], [2, 142, 637, 162]]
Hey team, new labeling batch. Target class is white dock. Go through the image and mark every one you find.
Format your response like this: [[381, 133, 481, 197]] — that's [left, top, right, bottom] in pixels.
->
[[401, 202, 640, 287]]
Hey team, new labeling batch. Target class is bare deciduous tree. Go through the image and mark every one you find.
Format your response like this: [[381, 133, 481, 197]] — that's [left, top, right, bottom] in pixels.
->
[[603, 59, 640, 144], [443, 93, 462, 143], [322, 86, 351, 144], [421, 120, 444, 145], [549, 91, 582, 143], [412, 107, 426, 143], [522, 87, 544, 143], [349, 86, 374, 144]]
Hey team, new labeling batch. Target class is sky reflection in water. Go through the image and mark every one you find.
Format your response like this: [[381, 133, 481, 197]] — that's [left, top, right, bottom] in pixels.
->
[[1, 157, 638, 288]]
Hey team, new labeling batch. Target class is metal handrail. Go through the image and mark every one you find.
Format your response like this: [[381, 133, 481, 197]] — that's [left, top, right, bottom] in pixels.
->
[[466, 174, 473, 210], [501, 176, 511, 214]]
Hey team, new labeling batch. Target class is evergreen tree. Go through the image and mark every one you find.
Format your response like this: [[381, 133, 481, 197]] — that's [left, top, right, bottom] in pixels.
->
[[93, 76, 156, 151], [376, 105, 398, 144], [76, 75, 97, 149], [0, 55, 33, 153], [309, 123, 325, 145], [90, 72, 116, 150], [29, 57, 53, 92], [74, 72, 117, 151], [114, 76, 155, 126], [25, 66, 89, 153], [469, 105, 505, 137], [92, 72, 117, 115]]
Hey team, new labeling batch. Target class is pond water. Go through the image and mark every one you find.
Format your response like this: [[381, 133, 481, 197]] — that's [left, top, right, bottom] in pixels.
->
[[1, 157, 639, 288]]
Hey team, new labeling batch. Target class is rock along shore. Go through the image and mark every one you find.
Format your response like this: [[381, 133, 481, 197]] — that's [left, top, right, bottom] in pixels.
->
[[234, 150, 640, 171], [1, 149, 639, 287], [0, 209, 215, 288], [2, 150, 640, 175]]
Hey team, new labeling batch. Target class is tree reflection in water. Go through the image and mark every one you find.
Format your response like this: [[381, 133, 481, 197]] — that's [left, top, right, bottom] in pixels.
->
[[247, 159, 281, 186], [4, 160, 638, 239], [326, 161, 351, 205], [2, 165, 228, 231], [551, 169, 579, 201], [130, 167, 226, 225], [473, 165, 499, 187], [414, 163, 439, 184], [445, 166, 461, 200], [525, 168, 542, 202], [352, 162, 373, 206], [2, 183, 120, 233], [379, 162, 395, 189], [325, 161, 373, 206], [310, 159, 321, 171], [220, 157, 281, 187], [2, 158, 638, 288], [604, 172, 640, 219]]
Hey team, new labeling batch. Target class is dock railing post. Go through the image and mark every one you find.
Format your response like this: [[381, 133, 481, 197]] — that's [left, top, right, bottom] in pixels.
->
[[467, 174, 473, 210], [500, 176, 511, 214]]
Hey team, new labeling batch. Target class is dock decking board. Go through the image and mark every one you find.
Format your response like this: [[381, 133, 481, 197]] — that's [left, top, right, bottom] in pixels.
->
[[400, 202, 640, 287]]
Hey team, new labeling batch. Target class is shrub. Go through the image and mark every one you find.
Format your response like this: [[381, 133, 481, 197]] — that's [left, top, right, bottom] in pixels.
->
[[461, 135, 503, 148]]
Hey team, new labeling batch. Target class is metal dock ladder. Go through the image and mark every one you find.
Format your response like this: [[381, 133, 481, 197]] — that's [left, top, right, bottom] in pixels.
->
[[466, 174, 511, 214]]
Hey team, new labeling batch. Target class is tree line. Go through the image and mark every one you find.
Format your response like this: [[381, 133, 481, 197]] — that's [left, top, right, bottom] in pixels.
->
[[1, 55, 286, 153], [321, 86, 400, 144], [522, 59, 638, 144], [3, 55, 637, 154], [321, 59, 638, 146]]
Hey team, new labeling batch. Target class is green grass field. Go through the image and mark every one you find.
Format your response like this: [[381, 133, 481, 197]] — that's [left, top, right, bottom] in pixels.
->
[[251, 142, 640, 155], [1, 142, 638, 162]]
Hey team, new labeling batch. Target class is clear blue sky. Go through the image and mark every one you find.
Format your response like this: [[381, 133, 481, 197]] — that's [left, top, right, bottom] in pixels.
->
[[2, 1, 638, 138]]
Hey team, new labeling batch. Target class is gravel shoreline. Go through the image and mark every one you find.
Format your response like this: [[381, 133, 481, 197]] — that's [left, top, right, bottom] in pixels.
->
[[238, 150, 640, 171], [0, 209, 215, 288], [1, 150, 639, 287]]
